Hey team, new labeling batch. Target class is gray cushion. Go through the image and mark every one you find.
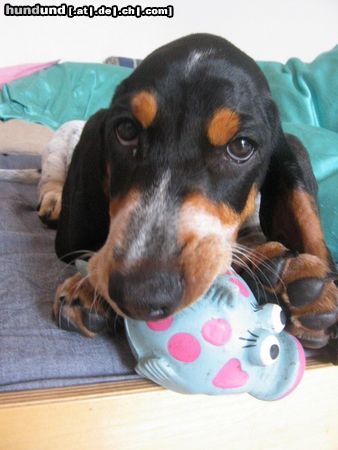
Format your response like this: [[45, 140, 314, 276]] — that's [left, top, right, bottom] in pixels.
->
[[0, 154, 138, 392]]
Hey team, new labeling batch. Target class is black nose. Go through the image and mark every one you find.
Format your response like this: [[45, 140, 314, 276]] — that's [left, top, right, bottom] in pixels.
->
[[109, 266, 184, 320]]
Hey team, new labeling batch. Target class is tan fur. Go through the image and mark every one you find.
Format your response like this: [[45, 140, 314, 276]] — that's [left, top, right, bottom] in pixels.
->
[[270, 189, 330, 268], [38, 180, 63, 222], [290, 190, 330, 263], [131, 91, 157, 128], [178, 185, 258, 307], [180, 235, 229, 308], [207, 108, 240, 146]]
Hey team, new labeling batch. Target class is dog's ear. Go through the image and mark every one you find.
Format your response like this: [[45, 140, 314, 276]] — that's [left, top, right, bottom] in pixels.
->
[[259, 127, 335, 270], [55, 109, 110, 263]]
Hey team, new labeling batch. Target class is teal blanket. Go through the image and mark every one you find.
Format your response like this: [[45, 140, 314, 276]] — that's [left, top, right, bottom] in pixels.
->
[[0, 49, 337, 260], [0, 62, 131, 129]]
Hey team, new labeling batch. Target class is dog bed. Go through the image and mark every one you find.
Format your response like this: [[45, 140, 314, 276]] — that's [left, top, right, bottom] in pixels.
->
[[0, 153, 138, 392]]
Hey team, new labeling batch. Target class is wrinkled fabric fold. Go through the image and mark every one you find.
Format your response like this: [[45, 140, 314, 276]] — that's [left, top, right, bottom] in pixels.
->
[[0, 62, 132, 129]]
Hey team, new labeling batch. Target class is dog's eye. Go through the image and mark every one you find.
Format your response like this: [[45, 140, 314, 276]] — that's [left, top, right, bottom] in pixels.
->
[[226, 137, 256, 163], [115, 119, 139, 147]]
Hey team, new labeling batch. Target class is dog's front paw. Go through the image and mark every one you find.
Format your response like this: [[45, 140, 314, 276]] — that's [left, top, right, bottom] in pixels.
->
[[53, 273, 116, 337], [241, 242, 338, 349], [37, 186, 62, 228]]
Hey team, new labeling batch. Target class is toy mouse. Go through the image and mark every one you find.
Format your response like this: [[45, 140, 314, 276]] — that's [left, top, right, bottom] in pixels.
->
[[76, 261, 305, 400]]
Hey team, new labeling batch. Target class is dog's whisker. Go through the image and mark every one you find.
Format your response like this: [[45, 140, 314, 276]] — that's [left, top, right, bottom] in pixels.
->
[[232, 243, 285, 303], [74, 273, 91, 293], [235, 243, 286, 287], [230, 242, 279, 305], [228, 252, 268, 305], [231, 254, 271, 305], [56, 250, 96, 283], [232, 252, 280, 306]]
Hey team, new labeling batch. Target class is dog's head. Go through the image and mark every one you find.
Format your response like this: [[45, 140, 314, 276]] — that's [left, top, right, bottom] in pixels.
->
[[88, 34, 280, 320]]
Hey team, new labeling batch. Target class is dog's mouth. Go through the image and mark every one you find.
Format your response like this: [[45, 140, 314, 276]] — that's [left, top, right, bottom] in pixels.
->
[[87, 233, 233, 322]]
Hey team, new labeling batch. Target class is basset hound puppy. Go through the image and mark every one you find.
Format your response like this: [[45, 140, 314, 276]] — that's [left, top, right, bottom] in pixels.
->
[[38, 34, 338, 350]]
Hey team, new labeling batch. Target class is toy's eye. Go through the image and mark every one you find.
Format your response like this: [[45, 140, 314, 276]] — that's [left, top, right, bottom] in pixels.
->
[[260, 304, 286, 333], [115, 119, 139, 149], [226, 137, 256, 163], [248, 332, 280, 366], [259, 335, 280, 366], [272, 306, 286, 333]]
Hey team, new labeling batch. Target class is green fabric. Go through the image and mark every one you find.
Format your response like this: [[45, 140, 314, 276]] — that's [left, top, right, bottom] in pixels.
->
[[0, 50, 337, 260], [0, 62, 132, 129], [258, 47, 338, 133], [257, 48, 338, 261]]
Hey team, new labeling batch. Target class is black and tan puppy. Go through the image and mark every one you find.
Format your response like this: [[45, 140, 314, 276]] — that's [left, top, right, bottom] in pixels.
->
[[49, 34, 338, 348]]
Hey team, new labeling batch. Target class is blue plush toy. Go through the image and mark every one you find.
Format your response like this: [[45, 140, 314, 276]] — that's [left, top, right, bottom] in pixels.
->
[[76, 261, 305, 401]]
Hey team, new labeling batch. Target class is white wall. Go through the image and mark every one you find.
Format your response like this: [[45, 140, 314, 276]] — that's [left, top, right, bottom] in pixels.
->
[[1, 0, 337, 66]]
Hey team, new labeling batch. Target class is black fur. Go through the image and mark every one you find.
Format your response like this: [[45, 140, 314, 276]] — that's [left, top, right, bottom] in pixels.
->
[[55, 33, 334, 317], [56, 34, 284, 260]]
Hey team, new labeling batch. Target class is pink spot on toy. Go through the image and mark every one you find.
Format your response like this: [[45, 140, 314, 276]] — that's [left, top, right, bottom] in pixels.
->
[[229, 277, 250, 298], [147, 317, 174, 331], [168, 333, 201, 362], [202, 318, 232, 346], [212, 358, 249, 389]]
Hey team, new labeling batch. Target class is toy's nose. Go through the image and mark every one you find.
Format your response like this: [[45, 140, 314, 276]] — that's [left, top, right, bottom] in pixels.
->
[[108, 266, 184, 320]]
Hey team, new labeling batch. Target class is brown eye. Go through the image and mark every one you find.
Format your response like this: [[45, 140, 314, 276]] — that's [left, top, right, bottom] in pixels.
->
[[226, 137, 256, 163], [115, 119, 139, 147]]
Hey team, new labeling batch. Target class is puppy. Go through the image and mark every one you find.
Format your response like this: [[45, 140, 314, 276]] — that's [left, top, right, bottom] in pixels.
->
[[34, 34, 338, 348]]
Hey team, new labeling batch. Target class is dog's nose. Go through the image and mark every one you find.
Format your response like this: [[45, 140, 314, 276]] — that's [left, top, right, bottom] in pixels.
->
[[109, 266, 184, 320]]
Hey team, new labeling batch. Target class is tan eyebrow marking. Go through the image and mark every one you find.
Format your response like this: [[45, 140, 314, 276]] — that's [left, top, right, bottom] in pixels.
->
[[207, 108, 240, 146], [131, 91, 157, 128]]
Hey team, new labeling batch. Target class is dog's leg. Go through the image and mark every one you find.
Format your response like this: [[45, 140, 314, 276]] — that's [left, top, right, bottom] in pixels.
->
[[240, 134, 338, 349], [53, 272, 117, 337], [38, 120, 85, 227], [237, 241, 338, 348]]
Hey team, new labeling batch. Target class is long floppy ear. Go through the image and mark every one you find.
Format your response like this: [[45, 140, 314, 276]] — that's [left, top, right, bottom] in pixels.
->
[[259, 129, 336, 271], [55, 109, 110, 263]]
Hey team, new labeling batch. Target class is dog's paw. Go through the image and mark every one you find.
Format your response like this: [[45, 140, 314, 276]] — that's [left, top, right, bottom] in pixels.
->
[[37, 189, 62, 228], [240, 242, 338, 349], [53, 273, 116, 337]]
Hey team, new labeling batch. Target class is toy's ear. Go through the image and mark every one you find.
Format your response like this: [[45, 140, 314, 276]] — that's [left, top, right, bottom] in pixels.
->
[[55, 109, 110, 263], [259, 128, 336, 272]]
